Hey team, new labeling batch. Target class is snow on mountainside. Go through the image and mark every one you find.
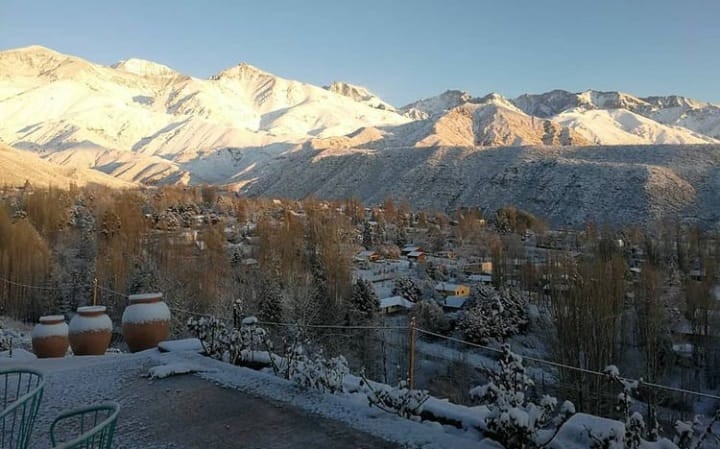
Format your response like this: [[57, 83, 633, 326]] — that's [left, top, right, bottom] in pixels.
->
[[111, 58, 181, 78], [240, 144, 720, 227], [324, 81, 395, 111], [0, 46, 411, 183], [553, 109, 716, 145], [314, 92, 588, 149], [3, 45, 720, 226], [512, 90, 720, 144]]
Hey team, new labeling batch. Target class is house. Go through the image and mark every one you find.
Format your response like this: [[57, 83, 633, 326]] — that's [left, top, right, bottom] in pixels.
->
[[434, 251, 456, 260], [434, 282, 471, 298], [442, 295, 468, 311], [407, 251, 426, 263], [354, 250, 382, 263], [468, 274, 493, 285], [379, 296, 415, 314], [462, 261, 493, 275], [401, 245, 423, 257]]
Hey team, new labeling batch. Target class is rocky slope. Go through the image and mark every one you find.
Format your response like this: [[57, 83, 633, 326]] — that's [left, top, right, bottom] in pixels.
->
[[237, 144, 720, 227], [0, 141, 134, 188]]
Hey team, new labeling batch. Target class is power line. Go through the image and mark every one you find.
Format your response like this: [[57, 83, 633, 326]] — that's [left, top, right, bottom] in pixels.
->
[[256, 320, 407, 331], [416, 328, 720, 401], [1, 275, 718, 401], [0, 276, 66, 291]]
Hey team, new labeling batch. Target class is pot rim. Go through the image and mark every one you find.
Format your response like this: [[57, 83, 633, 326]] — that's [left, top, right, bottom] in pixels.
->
[[77, 305, 107, 314], [128, 292, 163, 304], [39, 315, 66, 324]]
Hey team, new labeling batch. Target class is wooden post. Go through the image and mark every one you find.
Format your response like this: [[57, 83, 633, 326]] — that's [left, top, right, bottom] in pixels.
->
[[409, 316, 417, 390]]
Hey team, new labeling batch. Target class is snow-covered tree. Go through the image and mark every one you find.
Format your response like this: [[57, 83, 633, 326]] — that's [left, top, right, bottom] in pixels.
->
[[393, 277, 422, 302], [460, 288, 528, 344], [411, 300, 450, 335], [471, 344, 575, 449], [350, 279, 379, 323]]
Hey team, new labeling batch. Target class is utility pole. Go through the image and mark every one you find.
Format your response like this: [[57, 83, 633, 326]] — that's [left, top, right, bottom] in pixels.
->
[[408, 316, 417, 390], [92, 278, 98, 306]]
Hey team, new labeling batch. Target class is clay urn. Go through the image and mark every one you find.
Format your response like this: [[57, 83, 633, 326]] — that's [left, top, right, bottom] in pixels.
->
[[121, 293, 171, 353], [31, 315, 69, 358], [68, 306, 112, 356]]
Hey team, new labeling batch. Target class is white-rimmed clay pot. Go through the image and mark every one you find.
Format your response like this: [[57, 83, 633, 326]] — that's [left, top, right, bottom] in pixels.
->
[[121, 293, 171, 353], [68, 306, 113, 356], [31, 315, 69, 358]]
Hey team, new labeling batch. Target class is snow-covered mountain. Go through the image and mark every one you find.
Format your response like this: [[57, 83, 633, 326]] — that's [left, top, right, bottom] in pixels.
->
[[511, 89, 720, 144], [0, 46, 409, 184], [2, 45, 720, 226], [316, 93, 589, 149], [324, 81, 395, 111]]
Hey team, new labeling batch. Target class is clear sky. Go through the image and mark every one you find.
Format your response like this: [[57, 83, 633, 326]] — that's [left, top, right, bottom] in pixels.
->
[[1, 0, 718, 106]]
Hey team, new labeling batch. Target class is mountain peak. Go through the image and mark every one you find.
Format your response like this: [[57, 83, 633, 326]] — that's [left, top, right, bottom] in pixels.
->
[[210, 62, 272, 81], [400, 90, 473, 118], [112, 58, 178, 77], [323, 81, 395, 111]]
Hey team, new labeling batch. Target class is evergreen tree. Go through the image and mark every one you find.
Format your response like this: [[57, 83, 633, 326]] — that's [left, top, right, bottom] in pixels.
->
[[258, 278, 283, 323], [350, 279, 379, 323]]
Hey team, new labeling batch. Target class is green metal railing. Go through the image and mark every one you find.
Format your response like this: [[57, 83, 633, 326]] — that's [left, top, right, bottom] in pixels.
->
[[0, 369, 45, 449], [50, 402, 120, 449]]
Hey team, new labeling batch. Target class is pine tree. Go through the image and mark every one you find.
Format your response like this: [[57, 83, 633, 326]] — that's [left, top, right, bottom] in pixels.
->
[[350, 279, 379, 323], [258, 278, 283, 323]]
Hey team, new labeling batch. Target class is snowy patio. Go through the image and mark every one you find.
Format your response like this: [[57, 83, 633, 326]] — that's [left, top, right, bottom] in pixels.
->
[[2, 346, 501, 449]]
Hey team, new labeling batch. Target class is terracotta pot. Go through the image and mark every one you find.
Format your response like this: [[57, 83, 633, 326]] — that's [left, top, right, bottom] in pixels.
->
[[122, 293, 171, 353], [31, 315, 69, 358], [69, 306, 113, 356]]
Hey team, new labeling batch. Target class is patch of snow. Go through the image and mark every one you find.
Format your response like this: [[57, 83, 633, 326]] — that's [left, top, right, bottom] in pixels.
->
[[30, 322, 68, 339], [128, 292, 163, 302], [0, 348, 37, 360], [69, 312, 112, 334], [122, 301, 171, 325], [157, 338, 204, 353], [147, 362, 208, 379]]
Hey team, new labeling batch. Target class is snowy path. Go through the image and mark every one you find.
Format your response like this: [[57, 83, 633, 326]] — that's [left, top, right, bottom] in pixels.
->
[[3, 353, 399, 449]]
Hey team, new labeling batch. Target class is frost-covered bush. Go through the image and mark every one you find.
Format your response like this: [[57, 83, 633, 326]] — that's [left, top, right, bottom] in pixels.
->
[[471, 344, 575, 448], [460, 288, 528, 344], [0, 321, 11, 352], [360, 374, 429, 420], [588, 365, 679, 449], [672, 410, 720, 449], [186, 315, 226, 358], [289, 347, 349, 394], [186, 315, 272, 365]]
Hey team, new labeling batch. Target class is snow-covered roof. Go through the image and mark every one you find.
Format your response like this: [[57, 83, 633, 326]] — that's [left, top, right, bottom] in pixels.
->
[[379, 296, 414, 310], [407, 251, 425, 257], [402, 245, 421, 252], [434, 282, 467, 292], [468, 274, 492, 283], [443, 296, 467, 309], [356, 250, 377, 258]]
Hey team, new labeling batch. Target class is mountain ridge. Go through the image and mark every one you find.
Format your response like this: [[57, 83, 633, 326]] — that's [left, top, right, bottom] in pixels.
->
[[1, 45, 720, 226]]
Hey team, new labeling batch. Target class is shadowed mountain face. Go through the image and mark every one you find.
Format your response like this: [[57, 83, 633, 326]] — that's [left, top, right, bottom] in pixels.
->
[[239, 144, 720, 227]]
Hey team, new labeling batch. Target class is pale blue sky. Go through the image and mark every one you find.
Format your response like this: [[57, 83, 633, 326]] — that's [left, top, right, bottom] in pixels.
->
[[1, 0, 717, 106]]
